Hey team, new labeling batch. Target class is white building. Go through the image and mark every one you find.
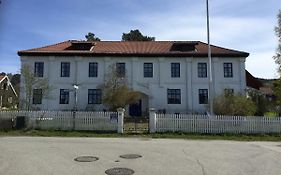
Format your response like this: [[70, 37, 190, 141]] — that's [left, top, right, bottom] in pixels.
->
[[18, 40, 249, 115]]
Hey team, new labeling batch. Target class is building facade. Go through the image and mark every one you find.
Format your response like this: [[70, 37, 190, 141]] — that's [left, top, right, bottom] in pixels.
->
[[18, 41, 248, 114], [0, 75, 18, 110]]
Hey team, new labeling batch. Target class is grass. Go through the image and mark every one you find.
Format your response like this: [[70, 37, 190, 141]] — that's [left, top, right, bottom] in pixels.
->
[[1, 129, 281, 141]]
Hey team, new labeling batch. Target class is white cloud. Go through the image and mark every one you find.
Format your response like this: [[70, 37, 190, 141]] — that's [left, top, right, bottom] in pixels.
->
[[246, 51, 278, 79], [131, 10, 278, 78], [0, 60, 20, 74], [8, 0, 278, 78]]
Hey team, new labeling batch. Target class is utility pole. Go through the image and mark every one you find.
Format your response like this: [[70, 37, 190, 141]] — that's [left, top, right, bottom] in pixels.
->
[[206, 0, 213, 115]]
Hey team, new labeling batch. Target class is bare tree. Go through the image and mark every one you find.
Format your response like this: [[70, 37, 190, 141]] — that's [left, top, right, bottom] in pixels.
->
[[98, 64, 140, 111], [21, 64, 53, 110]]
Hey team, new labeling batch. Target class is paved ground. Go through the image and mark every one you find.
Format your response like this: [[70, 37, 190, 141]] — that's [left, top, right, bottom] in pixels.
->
[[0, 137, 281, 175]]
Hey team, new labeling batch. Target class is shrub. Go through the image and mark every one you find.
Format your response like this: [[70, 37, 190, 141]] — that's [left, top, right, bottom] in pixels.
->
[[213, 94, 256, 116]]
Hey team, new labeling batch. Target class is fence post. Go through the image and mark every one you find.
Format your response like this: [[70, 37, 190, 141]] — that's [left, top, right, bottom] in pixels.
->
[[117, 108, 125, 134], [72, 111, 76, 131], [149, 108, 156, 133]]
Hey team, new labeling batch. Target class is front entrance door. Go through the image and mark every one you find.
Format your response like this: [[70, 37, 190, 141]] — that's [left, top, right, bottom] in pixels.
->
[[129, 100, 142, 117]]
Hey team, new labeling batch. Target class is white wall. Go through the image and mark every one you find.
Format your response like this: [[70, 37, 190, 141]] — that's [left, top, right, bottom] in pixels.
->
[[20, 55, 246, 113]]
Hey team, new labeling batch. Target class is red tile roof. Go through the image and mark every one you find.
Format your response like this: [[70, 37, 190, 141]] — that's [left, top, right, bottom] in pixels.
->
[[246, 70, 263, 90], [18, 40, 249, 57], [0, 75, 6, 82]]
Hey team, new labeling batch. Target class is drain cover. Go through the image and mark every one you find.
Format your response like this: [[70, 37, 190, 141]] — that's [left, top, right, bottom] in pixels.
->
[[120, 154, 142, 159], [74, 156, 99, 162], [105, 168, 134, 175]]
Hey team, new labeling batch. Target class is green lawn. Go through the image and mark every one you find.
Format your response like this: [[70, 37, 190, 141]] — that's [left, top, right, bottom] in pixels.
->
[[1, 130, 281, 141]]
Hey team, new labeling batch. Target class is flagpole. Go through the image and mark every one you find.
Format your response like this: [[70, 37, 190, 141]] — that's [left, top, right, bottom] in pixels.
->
[[206, 0, 213, 115]]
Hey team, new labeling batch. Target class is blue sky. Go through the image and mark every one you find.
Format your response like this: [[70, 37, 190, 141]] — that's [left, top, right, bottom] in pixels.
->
[[0, 0, 280, 78]]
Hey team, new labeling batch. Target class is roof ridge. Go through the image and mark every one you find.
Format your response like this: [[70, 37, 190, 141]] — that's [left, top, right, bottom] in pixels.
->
[[18, 40, 72, 52], [198, 41, 248, 54], [88, 40, 199, 42], [0, 75, 8, 83], [18, 40, 249, 57]]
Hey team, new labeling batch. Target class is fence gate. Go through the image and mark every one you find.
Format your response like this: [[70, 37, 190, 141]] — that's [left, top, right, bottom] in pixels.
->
[[124, 116, 149, 133]]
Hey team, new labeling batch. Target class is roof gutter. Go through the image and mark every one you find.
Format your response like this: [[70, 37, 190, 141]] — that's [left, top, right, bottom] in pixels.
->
[[18, 51, 249, 57]]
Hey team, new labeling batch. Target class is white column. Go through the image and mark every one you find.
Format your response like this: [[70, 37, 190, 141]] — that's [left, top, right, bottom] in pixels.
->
[[104, 57, 111, 82], [117, 108, 125, 134], [0, 95, 2, 110], [158, 58, 165, 87], [149, 108, 156, 133], [47, 56, 54, 110], [240, 58, 246, 95], [131, 58, 139, 89], [212, 57, 219, 95], [186, 58, 193, 112]]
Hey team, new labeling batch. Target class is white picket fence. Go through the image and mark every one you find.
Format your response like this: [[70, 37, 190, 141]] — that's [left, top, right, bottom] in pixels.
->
[[155, 113, 281, 134], [0, 111, 118, 132]]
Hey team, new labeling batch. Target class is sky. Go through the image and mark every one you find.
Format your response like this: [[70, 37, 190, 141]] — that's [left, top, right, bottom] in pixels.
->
[[0, 0, 280, 79]]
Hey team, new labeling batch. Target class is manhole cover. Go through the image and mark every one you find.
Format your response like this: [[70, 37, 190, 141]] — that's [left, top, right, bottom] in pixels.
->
[[119, 154, 142, 159], [105, 168, 134, 175], [74, 156, 99, 162], [277, 145, 281, 147]]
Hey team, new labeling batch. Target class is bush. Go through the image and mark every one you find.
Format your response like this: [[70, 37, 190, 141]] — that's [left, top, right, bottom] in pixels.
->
[[213, 94, 256, 116]]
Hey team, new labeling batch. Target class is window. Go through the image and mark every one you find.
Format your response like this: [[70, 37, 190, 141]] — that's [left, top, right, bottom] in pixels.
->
[[89, 62, 98, 77], [8, 97, 13, 104], [198, 63, 207, 78], [167, 89, 181, 104], [32, 89, 42, 104], [116, 63, 125, 77], [144, 63, 153, 78], [61, 62, 70, 77], [171, 63, 180, 77], [224, 63, 233, 78], [2, 83, 7, 90], [59, 89, 69, 104], [199, 89, 208, 104], [34, 62, 44, 77], [224, 89, 234, 96], [88, 89, 102, 104]]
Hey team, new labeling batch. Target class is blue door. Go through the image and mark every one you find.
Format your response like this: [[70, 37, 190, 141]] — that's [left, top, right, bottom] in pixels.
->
[[129, 100, 142, 116]]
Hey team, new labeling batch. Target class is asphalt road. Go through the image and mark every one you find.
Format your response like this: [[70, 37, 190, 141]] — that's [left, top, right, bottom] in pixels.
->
[[0, 137, 281, 175]]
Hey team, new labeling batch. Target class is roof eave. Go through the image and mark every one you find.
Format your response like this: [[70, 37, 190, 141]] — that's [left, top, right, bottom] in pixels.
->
[[18, 51, 249, 57]]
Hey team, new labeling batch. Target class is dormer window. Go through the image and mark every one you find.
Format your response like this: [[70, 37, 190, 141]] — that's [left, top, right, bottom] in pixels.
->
[[65, 42, 94, 51], [170, 43, 197, 52]]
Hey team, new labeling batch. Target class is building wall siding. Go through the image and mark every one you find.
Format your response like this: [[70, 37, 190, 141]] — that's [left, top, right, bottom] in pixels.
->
[[20, 56, 246, 113]]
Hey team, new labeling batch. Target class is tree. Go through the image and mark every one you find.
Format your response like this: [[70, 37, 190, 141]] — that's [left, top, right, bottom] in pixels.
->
[[247, 88, 273, 116], [85, 32, 101, 41], [122, 29, 155, 41], [273, 79, 281, 115], [11, 74, 20, 87], [273, 10, 281, 116], [21, 65, 52, 110], [11, 74, 20, 100], [98, 64, 140, 111], [274, 10, 281, 73], [213, 94, 256, 116]]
